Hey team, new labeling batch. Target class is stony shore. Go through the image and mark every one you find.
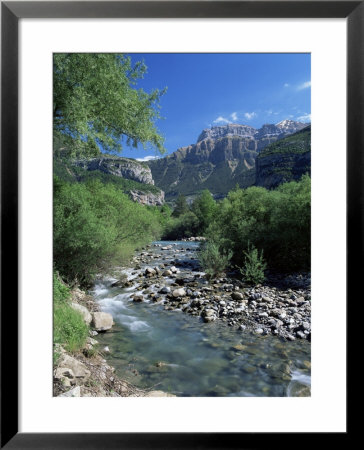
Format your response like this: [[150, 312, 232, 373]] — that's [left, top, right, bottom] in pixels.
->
[[53, 287, 175, 397], [124, 242, 311, 342]]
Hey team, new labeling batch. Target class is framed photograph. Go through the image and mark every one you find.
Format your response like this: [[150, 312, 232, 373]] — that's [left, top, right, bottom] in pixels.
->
[[2, 1, 359, 448]]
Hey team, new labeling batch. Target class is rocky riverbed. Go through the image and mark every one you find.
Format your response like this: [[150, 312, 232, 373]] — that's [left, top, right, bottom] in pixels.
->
[[92, 241, 311, 397], [117, 241, 311, 341]]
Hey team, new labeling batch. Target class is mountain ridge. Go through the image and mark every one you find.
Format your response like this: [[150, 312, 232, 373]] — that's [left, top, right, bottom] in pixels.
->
[[148, 120, 309, 199]]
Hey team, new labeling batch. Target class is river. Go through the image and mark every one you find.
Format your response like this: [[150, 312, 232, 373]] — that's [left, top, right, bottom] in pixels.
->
[[92, 241, 311, 397]]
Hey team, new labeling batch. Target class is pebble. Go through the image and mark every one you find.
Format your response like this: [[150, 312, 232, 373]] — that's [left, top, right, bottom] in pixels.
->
[[130, 243, 311, 341]]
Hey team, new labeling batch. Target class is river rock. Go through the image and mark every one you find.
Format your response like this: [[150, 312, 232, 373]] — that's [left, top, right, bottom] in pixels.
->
[[288, 381, 311, 397], [58, 386, 81, 397], [145, 267, 156, 276], [159, 286, 171, 294], [231, 292, 244, 301], [87, 337, 99, 346], [71, 302, 92, 325], [145, 390, 176, 397], [172, 288, 186, 298], [58, 354, 91, 380], [54, 367, 75, 387], [92, 312, 113, 331], [162, 270, 172, 276]]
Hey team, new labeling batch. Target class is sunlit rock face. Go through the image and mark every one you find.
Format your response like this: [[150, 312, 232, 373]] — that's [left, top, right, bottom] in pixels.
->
[[148, 121, 309, 200]]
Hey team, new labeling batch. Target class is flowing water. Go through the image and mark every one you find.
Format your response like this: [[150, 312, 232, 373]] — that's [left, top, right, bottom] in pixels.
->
[[92, 241, 311, 397]]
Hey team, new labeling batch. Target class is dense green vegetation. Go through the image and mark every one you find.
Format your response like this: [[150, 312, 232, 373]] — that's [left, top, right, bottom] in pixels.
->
[[54, 53, 166, 156], [165, 176, 310, 275], [204, 175, 311, 272], [54, 177, 166, 285], [53, 272, 89, 354], [163, 190, 217, 239]]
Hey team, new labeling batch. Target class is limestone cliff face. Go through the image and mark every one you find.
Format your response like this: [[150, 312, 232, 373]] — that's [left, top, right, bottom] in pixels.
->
[[197, 124, 256, 142], [148, 120, 308, 199], [129, 190, 165, 206], [55, 155, 165, 206], [74, 157, 155, 185], [148, 136, 258, 199], [255, 126, 311, 188]]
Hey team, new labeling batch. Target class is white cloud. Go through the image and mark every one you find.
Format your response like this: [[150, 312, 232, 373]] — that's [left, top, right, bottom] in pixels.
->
[[244, 112, 257, 120], [297, 81, 311, 91], [230, 112, 238, 121], [213, 116, 230, 124], [136, 155, 160, 162], [284, 83, 290, 88], [297, 113, 311, 122]]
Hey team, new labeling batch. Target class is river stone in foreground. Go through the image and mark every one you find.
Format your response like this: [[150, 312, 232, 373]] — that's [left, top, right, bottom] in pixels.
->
[[58, 386, 81, 397], [92, 312, 113, 331], [58, 354, 91, 380], [145, 390, 176, 397], [71, 302, 92, 325]]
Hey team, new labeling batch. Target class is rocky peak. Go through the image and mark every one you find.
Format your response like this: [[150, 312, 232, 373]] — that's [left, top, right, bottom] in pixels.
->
[[197, 120, 308, 144], [275, 119, 307, 134], [197, 124, 256, 142]]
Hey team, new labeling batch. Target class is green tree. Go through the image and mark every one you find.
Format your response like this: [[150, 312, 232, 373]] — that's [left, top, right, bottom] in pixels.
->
[[172, 194, 189, 217], [53, 53, 167, 156], [53, 177, 163, 285], [191, 189, 216, 234]]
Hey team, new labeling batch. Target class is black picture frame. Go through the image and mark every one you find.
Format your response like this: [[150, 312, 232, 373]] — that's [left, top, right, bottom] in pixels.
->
[[1, 1, 359, 448]]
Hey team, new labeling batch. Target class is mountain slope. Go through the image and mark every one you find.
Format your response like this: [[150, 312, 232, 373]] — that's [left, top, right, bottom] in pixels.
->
[[255, 125, 311, 188], [148, 120, 307, 199]]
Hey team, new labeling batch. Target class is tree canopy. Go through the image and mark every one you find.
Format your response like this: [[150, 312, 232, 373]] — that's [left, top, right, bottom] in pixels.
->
[[53, 53, 167, 156]]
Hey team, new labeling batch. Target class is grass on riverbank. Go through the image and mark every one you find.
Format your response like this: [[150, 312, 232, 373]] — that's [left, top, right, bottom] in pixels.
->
[[53, 272, 89, 358]]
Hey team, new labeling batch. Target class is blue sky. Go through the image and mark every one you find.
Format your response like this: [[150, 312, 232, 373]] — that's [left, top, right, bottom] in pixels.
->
[[119, 53, 311, 161]]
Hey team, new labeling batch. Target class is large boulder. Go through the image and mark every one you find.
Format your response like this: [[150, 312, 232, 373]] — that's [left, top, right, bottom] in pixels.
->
[[92, 312, 113, 331], [58, 354, 91, 380], [71, 302, 92, 325]]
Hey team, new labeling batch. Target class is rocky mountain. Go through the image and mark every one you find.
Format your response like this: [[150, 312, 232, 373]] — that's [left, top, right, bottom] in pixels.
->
[[54, 155, 165, 206], [74, 157, 155, 185], [255, 125, 311, 188], [148, 120, 308, 199]]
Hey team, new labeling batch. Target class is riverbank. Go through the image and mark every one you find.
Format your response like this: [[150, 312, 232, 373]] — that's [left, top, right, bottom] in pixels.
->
[[53, 286, 175, 397]]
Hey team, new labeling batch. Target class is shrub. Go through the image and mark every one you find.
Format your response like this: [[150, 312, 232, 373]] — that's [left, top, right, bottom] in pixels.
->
[[239, 244, 266, 285], [199, 241, 232, 279]]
